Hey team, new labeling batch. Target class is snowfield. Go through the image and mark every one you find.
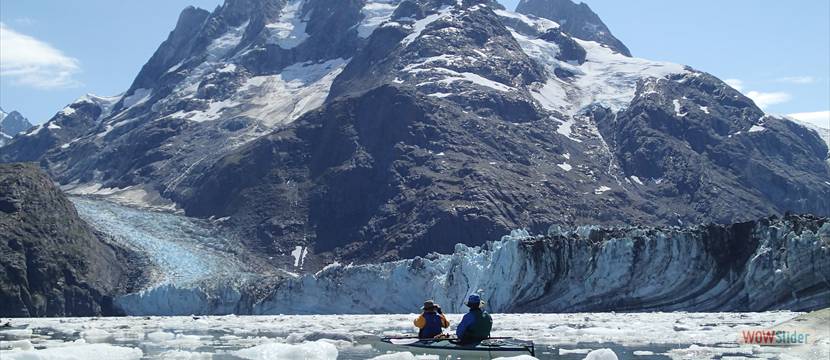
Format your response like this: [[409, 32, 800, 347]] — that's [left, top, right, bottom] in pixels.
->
[[2, 311, 827, 359]]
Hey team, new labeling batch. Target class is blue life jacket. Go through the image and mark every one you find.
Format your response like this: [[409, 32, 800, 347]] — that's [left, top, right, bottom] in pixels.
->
[[419, 312, 443, 338]]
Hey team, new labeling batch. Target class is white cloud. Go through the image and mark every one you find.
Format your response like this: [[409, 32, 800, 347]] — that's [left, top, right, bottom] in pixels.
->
[[0, 22, 81, 89], [745, 91, 792, 110], [776, 76, 815, 84], [724, 78, 744, 92], [787, 111, 830, 130], [724, 78, 790, 110]]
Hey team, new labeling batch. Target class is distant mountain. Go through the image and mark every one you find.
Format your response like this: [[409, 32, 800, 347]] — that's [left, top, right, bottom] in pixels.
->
[[1, 0, 828, 266], [0, 108, 33, 147]]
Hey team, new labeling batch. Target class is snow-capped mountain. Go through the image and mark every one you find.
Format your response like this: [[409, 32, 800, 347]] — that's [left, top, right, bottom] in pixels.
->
[[0, 108, 33, 147], [2, 0, 828, 266], [516, 0, 630, 56]]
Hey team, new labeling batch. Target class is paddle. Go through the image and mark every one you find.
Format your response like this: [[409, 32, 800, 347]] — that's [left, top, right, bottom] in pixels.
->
[[387, 338, 425, 345]]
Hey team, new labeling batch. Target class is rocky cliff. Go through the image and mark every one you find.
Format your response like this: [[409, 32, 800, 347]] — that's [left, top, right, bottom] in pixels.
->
[[0, 163, 141, 317]]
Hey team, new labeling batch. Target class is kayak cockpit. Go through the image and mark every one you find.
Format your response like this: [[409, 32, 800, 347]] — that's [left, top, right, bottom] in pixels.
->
[[380, 337, 536, 358]]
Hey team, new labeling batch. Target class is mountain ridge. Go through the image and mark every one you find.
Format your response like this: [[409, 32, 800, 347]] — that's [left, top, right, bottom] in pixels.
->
[[1, 0, 828, 266]]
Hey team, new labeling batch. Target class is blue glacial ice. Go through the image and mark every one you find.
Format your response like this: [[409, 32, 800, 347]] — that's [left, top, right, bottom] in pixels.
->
[[72, 197, 830, 316]]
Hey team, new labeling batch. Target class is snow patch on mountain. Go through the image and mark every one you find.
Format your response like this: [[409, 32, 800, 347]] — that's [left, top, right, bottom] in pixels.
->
[[23, 125, 44, 137], [510, 20, 686, 118], [121, 88, 153, 109], [168, 99, 242, 123], [787, 114, 830, 151], [358, 0, 400, 38], [161, 54, 346, 125], [593, 185, 611, 194], [424, 68, 514, 92], [571, 40, 686, 113], [401, 6, 453, 47], [266, 0, 309, 49], [60, 106, 77, 117], [404, 54, 516, 94], [207, 22, 248, 61], [494, 9, 558, 32], [748, 124, 766, 133], [237, 58, 348, 126], [81, 93, 123, 120]]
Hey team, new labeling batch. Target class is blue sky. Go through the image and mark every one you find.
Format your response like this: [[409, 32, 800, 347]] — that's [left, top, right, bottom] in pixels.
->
[[1, 0, 828, 126]]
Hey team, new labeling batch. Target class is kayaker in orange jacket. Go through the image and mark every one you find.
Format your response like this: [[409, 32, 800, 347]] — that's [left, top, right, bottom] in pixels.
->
[[414, 300, 449, 338]]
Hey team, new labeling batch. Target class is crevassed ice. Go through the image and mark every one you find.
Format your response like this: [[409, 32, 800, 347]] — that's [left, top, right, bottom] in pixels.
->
[[72, 197, 251, 287]]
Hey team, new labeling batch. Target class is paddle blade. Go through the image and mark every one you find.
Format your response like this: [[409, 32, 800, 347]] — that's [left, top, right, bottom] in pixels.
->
[[388, 338, 422, 345]]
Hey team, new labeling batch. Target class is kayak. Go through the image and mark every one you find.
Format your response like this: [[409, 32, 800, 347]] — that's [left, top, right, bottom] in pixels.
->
[[380, 337, 535, 358]]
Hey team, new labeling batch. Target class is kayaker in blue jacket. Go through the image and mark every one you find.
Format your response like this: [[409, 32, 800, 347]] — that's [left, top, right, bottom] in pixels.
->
[[414, 300, 449, 338], [455, 294, 492, 343]]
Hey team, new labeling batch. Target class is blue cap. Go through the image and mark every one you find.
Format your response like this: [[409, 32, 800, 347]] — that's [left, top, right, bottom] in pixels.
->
[[465, 294, 481, 306]]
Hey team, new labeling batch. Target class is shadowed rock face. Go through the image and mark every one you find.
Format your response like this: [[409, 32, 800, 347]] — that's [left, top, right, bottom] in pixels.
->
[[516, 0, 631, 56], [0, 163, 139, 317]]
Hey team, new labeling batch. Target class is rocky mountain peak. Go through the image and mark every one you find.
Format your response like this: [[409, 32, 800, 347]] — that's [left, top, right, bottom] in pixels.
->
[[0, 109, 33, 138], [516, 0, 631, 56]]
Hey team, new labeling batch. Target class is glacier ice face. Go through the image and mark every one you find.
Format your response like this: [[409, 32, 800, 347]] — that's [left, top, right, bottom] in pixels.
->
[[83, 188, 828, 316], [251, 218, 829, 314]]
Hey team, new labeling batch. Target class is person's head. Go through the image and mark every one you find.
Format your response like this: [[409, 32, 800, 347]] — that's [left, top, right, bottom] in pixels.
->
[[422, 300, 438, 312], [464, 294, 484, 310]]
